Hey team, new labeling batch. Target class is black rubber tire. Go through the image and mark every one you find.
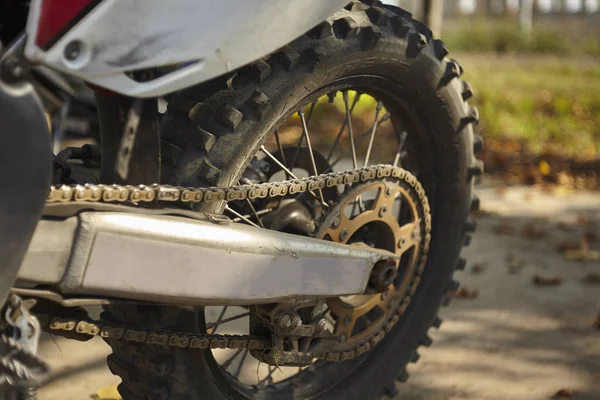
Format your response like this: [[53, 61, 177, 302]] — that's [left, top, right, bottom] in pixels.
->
[[103, 2, 483, 399]]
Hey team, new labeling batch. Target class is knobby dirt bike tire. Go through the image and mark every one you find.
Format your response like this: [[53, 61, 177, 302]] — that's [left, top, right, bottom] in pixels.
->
[[102, 2, 483, 399]]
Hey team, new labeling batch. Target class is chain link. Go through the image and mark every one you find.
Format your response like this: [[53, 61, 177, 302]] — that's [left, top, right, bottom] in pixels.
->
[[44, 164, 431, 363]]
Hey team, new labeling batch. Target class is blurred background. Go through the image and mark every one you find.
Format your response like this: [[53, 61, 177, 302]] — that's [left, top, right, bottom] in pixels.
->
[[399, 0, 600, 188]]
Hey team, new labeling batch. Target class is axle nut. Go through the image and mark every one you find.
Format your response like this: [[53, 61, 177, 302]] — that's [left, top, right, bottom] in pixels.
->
[[279, 315, 292, 329], [291, 316, 302, 328], [369, 259, 397, 292]]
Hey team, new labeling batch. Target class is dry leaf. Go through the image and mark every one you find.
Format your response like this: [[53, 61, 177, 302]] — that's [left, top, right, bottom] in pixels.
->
[[582, 273, 600, 284], [539, 160, 551, 176], [450, 287, 479, 299], [550, 388, 574, 399], [557, 222, 575, 232], [557, 241, 580, 253], [564, 249, 600, 262], [495, 186, 508, 197], [533, 275, 563, 286], [583, 231, 597, 243], [508, 259, 525, 274], [471, 263, 487, 274], [522, 223, 546, 239], [91, 385, 121, 400], [576, 214, 590, 226], [494, 223, 515, 235]]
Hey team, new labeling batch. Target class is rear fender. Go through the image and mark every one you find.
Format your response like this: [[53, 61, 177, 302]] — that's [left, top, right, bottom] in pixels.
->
[[24, 0, 348, 97]]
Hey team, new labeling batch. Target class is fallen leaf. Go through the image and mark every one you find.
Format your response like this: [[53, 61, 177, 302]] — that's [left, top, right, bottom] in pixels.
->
[[533, 275, 563, 286], [582, 273, 600, 284], [91, 385, 121, 400], [550, 388, 574, 399], [540, 183, 554, 193], [557, 241, 580, 253], [564, 249, 600, 262], [494, 223, 515, 235], [557, 222, 575, 232], [508, 259, 525, 274], [471, 263, 487, 274], [539, 160, 551, 176], [522, 223, 546, 239], [583, 231, 598, 243], [450, 287, 479, 299], [495, 186, 508, 197], [576, 214, 590, 226]]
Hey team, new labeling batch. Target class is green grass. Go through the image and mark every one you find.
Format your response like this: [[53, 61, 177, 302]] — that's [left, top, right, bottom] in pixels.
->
[[443, 18, 600, 57], [460, 55, 600, 156]]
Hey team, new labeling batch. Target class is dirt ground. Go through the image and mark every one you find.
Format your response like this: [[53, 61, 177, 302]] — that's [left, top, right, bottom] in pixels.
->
[[36, 180, 600, 400]]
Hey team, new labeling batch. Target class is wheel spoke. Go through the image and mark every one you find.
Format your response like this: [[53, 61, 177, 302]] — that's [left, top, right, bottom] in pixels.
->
[[299, 110, 326, 206], [344, 91, 366, 214], [245, 198, 265, 228], [325, 113, 390, 173], [305, 100, 317, 125], [221, 348, 244, 370], [259, 365, 277, 386], [230, 208, 273, 223], [274, 129, 291, 180], [209, 306, 228, 334], [261, 146, 326, 206], [326, 91, 361, 162], [233, 349, 249, 378], [343, 92, 360, 171], [392, 130, 408, 168], [205, 312, 251, 330], [363, 102, 383, 168], [261, 146, 300, 180], [289, 100, 318, 170], [225, 206, 260, 228]]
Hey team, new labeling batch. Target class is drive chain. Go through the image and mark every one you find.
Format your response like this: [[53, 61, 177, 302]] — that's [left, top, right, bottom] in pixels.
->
[[45, 164, 431, 363]]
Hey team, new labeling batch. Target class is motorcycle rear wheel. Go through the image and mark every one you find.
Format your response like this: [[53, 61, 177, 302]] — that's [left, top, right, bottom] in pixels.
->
[[103, 2, 482, 399]]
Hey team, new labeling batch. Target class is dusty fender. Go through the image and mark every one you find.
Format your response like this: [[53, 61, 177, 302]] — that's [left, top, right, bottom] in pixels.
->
[[24, 0, 348, 97]]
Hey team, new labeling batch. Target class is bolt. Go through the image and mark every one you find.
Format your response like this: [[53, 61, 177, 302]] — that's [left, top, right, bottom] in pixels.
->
[[316, 319, 327, 332], [386, 187, 394, 197], [64, 40, 82, 61], [8, 295, 20, 309], [332, 215, 341, 228], [340, 334, 347, 342], [279, 315, 292, 329], [398, 237, 406, 248], [378, 205, 388, 218], [343, 315, 352, 326], [4, 58, 23, 78], [260, 162, 270, 172], [291, 316, 302, 328], [27, 323, 35, 339], [411, 228, 420, 241], [381, 290, 389, 301], [339, 228, 349, 241]]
